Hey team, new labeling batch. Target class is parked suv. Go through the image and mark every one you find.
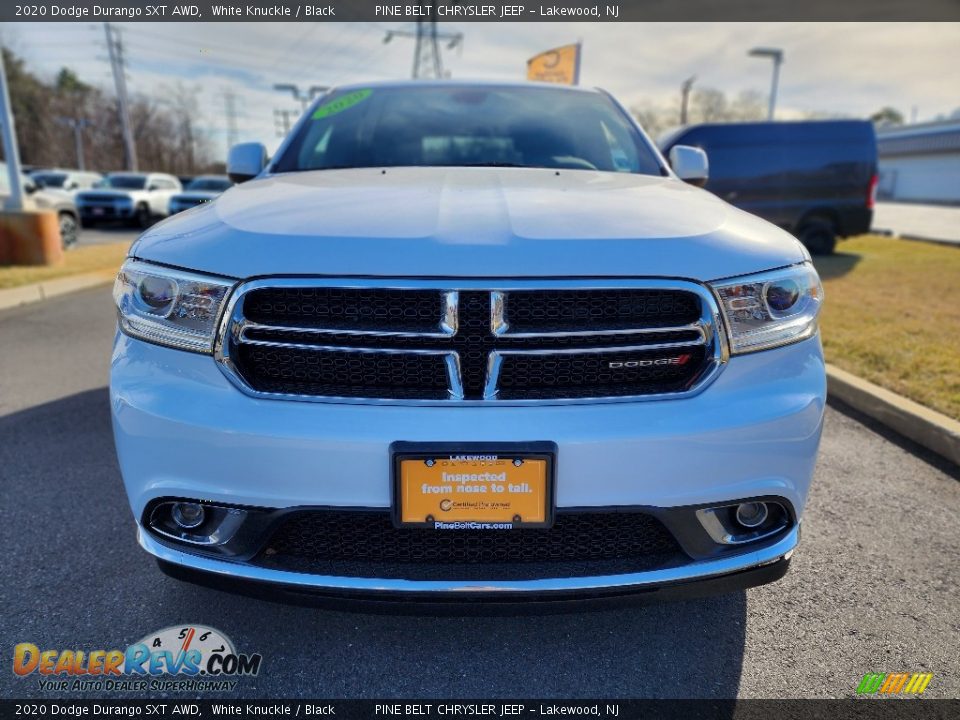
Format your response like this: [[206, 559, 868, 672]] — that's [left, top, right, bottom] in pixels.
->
[[77, 172, 181, 228], [660, 120, 878, 254], [1, 162, 81, 248], [168, 175, 233, 214], [111, 81, 825, 603]]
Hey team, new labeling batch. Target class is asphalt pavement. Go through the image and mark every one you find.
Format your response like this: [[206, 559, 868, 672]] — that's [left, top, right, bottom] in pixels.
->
[[76, 225, 141, 247], [0, 286, 957, 700]]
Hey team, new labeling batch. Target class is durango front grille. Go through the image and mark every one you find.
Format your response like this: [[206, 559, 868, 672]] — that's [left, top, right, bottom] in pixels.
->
[[216, 280, 723, 403], [253, 510, 687, 581]]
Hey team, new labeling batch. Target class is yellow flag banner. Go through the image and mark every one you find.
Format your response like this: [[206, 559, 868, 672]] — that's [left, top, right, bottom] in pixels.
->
[[526, 43, 581, 85]]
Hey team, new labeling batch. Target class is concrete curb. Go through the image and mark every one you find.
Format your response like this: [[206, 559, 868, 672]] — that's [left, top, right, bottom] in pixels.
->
[[827, 364, 960, 467], [872, 228, 959, 248], [0, 269, 116, 312], [899, 233, 960, 249]]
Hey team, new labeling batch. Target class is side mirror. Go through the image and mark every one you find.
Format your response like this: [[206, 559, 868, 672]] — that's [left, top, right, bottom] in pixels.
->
[[227, 142, 268, 183], [23, 179, 38, 195], [668, 145, 709, 187]]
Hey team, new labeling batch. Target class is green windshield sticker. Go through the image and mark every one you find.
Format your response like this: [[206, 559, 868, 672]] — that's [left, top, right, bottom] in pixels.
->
[[312, 89, 372, 119]]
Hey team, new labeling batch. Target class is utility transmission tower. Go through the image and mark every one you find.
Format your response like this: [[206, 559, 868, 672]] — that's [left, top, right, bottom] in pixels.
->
[[56, 116, 92, 170], [104, 23, 137, 171], [383, 12, 463, 79], [274, 108, 297, 138]]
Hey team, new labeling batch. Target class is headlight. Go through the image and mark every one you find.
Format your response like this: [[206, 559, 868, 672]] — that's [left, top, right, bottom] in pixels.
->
[[710, 262, 823, 354], [113, 259, 234, 353]]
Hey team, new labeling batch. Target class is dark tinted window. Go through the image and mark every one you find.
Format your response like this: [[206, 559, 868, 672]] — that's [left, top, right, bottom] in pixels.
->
[[186, 178, 232, 191], [274, 85, 663, 176], [106, 175, 147, 190], [32, 172, 68, 188]]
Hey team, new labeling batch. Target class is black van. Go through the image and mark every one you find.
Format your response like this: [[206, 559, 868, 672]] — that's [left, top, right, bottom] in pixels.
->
[[660, 120, 878, 254]]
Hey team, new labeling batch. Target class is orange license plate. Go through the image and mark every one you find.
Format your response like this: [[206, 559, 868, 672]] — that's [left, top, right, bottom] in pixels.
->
[[392, 443, 555, 529]]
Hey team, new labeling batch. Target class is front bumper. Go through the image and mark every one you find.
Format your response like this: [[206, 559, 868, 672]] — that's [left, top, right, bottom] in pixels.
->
[[148, 528, 796, 605], [111, 333, 825, 598], [78, 203, 135, 220]]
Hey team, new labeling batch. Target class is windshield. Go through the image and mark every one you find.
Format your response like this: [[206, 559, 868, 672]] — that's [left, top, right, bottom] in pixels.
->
[[186, 178, 232, 191], [273, 85, 664, 176], [32, 172, 68, 188], [106, 175, 147, 190]]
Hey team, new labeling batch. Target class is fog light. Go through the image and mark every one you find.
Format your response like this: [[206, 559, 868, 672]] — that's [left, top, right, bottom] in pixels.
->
[[171, 502, 205, 529], [735, 502, 768, 529]]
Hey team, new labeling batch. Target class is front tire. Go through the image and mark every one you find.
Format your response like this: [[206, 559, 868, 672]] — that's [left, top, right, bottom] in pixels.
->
[[797, 218, 837, 255], [59, 212, 79, 249], [136, 204, 153, 229]]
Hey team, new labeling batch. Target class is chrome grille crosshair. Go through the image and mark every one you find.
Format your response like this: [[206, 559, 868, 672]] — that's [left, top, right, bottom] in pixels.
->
[[214, 279, 728, 405]]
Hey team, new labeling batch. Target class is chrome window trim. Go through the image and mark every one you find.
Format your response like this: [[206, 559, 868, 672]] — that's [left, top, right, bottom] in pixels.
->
[[214, 277, 729, 407]]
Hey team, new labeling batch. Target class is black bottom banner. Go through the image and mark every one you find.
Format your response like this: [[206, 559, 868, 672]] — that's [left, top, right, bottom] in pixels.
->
[[2, 700, 959, 720]]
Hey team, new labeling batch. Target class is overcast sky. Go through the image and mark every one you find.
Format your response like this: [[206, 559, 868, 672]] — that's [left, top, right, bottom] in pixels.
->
[[4, 21, 959, 158]]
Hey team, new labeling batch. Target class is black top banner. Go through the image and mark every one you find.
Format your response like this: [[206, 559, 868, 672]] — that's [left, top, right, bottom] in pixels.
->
[[3, 0, 960, 22]]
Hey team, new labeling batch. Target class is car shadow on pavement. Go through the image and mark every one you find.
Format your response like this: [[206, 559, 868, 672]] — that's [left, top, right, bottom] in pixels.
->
[[811, 251, 861, 280], [0, 388, 747, 702]]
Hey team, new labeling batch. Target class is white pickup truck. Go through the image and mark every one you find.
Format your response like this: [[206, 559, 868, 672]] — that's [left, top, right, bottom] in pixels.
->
[[76, 172, 181, 228], [110, 81, 825, 605]]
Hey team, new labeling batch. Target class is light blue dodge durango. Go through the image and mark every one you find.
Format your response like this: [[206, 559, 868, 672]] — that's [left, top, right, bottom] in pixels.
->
[[110, 81, 825, 604]]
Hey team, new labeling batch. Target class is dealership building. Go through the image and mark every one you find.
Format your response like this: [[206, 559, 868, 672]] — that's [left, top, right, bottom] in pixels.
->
[[876, 119, 960, 204]]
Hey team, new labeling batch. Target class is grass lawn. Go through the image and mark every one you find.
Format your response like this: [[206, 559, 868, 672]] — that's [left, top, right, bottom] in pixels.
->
[[815, 234, 960, 420], [0, 241, 129, 290]]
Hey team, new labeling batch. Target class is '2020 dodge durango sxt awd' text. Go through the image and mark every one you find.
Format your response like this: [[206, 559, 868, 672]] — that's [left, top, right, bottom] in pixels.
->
[[110, 81, 825, 603]]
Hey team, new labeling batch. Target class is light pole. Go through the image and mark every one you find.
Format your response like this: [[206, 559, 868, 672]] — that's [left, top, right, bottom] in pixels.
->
[[273, 83, 329, 111], [680, 75, 696, 125], [56, 117, 92, 171], [0, 47, 25, 210], [748, 47, 783, 121]]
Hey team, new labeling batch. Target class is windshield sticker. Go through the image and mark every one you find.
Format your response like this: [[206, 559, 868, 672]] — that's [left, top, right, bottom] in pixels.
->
[[312, 89, 372, 119]]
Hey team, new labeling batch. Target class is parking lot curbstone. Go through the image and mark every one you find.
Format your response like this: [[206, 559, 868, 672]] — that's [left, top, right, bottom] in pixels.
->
[[827, 363, 960, 467], [0, 269, 116, 312]]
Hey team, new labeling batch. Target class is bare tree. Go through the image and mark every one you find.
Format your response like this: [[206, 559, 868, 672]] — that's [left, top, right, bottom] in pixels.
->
[[3, 48, 216, 174]]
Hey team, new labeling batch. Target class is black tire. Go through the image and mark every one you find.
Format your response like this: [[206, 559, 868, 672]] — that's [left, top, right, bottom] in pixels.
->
[[59, 212, 80, 249], [136, 204, 153, 229], [797, 218, 837, 255]]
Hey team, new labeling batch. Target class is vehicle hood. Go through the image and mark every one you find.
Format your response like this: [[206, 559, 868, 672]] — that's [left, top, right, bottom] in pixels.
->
[[29, 188, 76, 212], [133, 167, 806, 281]]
